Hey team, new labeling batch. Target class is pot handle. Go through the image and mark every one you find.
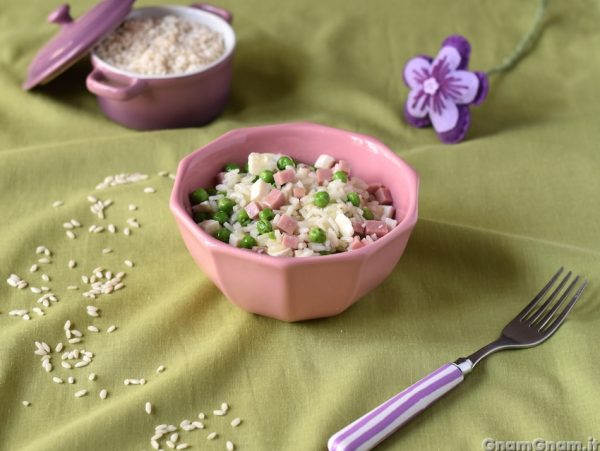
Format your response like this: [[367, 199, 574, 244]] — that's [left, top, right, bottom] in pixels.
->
[[190, 3, 233, 24], [86, 68, 146, 101]]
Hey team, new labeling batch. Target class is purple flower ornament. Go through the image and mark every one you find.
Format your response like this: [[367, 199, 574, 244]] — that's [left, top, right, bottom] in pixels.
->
[[403, 35, 489, 144]]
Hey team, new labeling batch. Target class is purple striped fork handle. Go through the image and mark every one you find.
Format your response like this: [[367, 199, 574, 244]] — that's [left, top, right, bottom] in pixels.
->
[[328, 363, 465, 451]]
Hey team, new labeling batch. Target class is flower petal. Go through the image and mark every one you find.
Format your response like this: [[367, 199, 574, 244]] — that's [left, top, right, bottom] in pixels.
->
[[432, 46, 463, 74], [429, 94, 458, 133], [406, 88, 429, 119], [403, 56, 432, 90], [440, 35, 471, 70], [444, 70, 479, 105], [438, 106, 471, 144]]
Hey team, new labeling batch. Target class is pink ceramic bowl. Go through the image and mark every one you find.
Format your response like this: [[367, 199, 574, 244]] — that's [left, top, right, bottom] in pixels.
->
[[169, 122, 419, 321], [86, 4, 235, 130]]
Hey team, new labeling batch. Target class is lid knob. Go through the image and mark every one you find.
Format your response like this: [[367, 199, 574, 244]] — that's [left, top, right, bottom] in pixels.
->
[[48, 4, 73, 26]]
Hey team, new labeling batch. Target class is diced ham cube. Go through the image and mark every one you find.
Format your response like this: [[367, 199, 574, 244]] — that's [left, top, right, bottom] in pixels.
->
[[348, 236, 365, 251], [199, 219, 220, 235], [367, 183, 381, 194], [250, 179, 271, 201], [314, 154, 335, 169], [274, 168, 295, 186], [352, 220, 365, 235], [292, 186, 306, 198], [277, 214, 298, 234], [375, 186, 393, 205], [316, 168, 332, 185], [364, 220, 388, 238], [192, 201, 212, 213], [282, 234, 299, 249], [262, 189, 285, 209], [244, 201, 262, 219]]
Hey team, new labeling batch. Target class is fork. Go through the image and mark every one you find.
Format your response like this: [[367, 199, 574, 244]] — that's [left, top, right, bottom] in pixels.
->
[[328, 267, 588, 451]]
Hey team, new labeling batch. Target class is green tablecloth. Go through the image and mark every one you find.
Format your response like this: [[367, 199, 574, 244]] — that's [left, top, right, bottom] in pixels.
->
[[1, 1, 599, 450]]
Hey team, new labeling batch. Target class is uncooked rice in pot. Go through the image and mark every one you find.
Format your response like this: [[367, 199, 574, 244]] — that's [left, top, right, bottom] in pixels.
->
[[95, 15, 225, 76]]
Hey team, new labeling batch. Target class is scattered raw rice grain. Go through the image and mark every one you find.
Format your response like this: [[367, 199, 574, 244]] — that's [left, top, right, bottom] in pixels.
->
[[22, 400, 31, 407], [82, 275, 89, 284], [221, 402, 229, 412], [176, 444, 189, 450], [166, 441, 175, 449], [114, 282, 125, 291], [41, 274, 50, 282], [108, 224, 116, 233], [38, 257, 50, 264], [64, 320, 71, 330], [124, 227, 131, 236], [207, 432, 218, 440], [87, 195, 98, 203], [74, 389, 88, 398], [99, 389, 108, 399], [41, 342, 50, 353], [89, 373, 96, 381], [102, 248, 112, 254], [71, 329, 83, 337], [226, 441, 235, 451], [23, 314, 31, 321], [198, 412, 206, 420], [87, 325, 100, 333], [169, 173, 176, 180], [53, 377, 64, 384], [67, 285, 79, 290], [32, 307, 45, 316], [170, 433, 179, 443], [63, 222, 74, 229], [30, 264, 39, 273], [124, 379, 130, 385], [124, 259, 134, 268], [8, 309, 28, 317], [151, 440, 160, 450], [192, 421, 204, 429], [75, 361, 89, 368], [69, 337, 82, 344], [158, 171, 169, 177], [213, 409, 226, 416], [128, 204, 137, 211], [145, 402, 153, 414], [61, 362, 72, 369], [144, 187, 156, 193], [107, 325, 117, 333], [30, 287, 42, 294], [230, 418, 242, 427], [156, 365, 166, 374], [66, 230, 76, 240], [52, 200, 63, 208], [68, 260, 76, 269], [70, 219, 81, 227]]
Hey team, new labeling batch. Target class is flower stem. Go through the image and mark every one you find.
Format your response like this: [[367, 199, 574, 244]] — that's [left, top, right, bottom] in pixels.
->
[[487, 0, 549, 76]]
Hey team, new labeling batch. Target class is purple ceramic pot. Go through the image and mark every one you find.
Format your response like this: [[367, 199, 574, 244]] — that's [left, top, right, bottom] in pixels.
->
[[86, 4, 235, 130]]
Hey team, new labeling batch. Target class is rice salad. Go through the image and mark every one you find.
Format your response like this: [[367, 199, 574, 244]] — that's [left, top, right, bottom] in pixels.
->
[[188, 153, 398, 257]]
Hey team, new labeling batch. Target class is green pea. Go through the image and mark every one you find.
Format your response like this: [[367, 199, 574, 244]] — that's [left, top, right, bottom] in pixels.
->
[[256, 219, 272, 234], [309, 227, 327, 243], [224, 163, 241, 172], [217, 197, 235, 214], [314, 191, 330, 208], [268, 231, 276, 240], [362, 207, 374, 220], [237, 209, 250, 226], [213, 211, 229, 225], [332, 171, 348, 183], [239, 235, 257, 249], [207, 187, 218, 196], [215, 227, 231, 243], [277, 156, 295, 170], [259, 208, 275, 222], [189, 188, 208, 205], [193, 211, 210, 223], [319, 250, 332, 256], [347, 192, 360, 207], [259, 169, 275, 184]]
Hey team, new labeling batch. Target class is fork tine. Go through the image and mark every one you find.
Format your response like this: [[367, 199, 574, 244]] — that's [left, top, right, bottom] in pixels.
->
[[517, 267, 564, 321], [541, 279, 588, 335], [525, 271, 572, 325], [535, 276, 579, 330]]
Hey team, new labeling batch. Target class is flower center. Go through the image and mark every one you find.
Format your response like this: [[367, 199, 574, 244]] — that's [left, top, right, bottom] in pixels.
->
[[423, 77, 440, 95]]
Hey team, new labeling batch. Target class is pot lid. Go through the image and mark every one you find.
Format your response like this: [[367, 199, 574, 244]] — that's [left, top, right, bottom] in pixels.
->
[[23, 0, 135, 90]]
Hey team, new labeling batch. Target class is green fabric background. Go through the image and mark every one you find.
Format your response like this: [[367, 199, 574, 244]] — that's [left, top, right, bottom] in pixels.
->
[[1, 1, 599, 450]]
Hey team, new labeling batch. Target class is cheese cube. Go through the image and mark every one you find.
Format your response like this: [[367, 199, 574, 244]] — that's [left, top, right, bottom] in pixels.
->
[[247, 152, 278, 175], [250, 179, 271, 201], [314, 154, 335, 169]]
